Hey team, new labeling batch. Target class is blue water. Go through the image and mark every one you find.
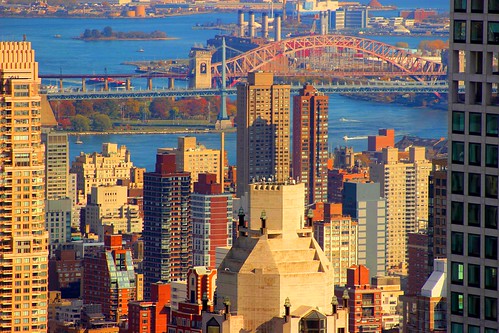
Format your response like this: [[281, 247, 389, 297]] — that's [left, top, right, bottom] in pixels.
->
[[0, 14, 448, 171]]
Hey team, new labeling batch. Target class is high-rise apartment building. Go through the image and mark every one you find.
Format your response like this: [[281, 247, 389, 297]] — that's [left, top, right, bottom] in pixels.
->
[[143, 153, 191, 297], [42, 131, 69, 200], [0, 41, 49, 332], [236, 72, 290, 197], [370, 146, 431, 271], [158, 136, 221, 186], [191, 173, 233, 269], [428, 157, 447, 272], [448, 2, 499, 332], [292, 84, 329, 205]]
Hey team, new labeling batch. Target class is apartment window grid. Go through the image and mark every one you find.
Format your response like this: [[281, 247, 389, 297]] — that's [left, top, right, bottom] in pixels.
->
[[449, 2, 499, 332]]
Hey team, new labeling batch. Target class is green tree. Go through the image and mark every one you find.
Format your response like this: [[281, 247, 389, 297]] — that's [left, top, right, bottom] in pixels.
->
[[93, 99, 119, 118], [124, 99, 141, 119], [71, 115, 91, 132], [102, 26, 113, 37], [74, 100, 93, 116], [91, 114, 113, 132], [140, 102, 151, 122]]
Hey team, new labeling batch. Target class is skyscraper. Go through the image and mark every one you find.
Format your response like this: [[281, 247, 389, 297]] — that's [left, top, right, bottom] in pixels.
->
[[236, 72, 291, 197], [448, 2, 499, 331], [143, 152, 191, 297], [292, 84, 329, 205], [0, 41, 49, 332]]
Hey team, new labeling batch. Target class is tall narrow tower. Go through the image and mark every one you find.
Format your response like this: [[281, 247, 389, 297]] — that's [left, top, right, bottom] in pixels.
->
[[0, 41, 49, 332], [292, 84, 329, 205], [236, 72, 291, 197]]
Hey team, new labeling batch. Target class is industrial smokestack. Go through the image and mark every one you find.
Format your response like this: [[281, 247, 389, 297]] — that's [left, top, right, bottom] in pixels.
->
[[238, 10, 245, 37], [320, 11, 326, 35], [248, 11, 255, 38], [275, 14, 281, 41], [262, 12, 269, 39]]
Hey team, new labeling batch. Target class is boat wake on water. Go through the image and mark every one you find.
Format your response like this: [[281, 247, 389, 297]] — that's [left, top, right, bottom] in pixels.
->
[[339, 117, 360, 122], [343, 135, 368, 141]]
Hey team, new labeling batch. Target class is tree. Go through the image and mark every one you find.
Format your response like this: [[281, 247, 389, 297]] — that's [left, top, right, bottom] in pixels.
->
[[149, 98, 172, 119], [102, 26, 113, 38], [71, 115, 91, 132], [74, 100, 93, 116], [395, 41, 409, 49], [139, 102, 151, 122], [91, 114, 112, 132], [124, 99, 141, 119], [93, 99, 119, 118]]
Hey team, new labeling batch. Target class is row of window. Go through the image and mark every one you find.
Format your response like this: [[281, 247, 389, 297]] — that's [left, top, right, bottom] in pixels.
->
[[451, 171, 498, 198], [451, 323, 497, 333], [452, 142, 498, 167], [455, 20, 499, 45], [451, 292, 498, 320], [454, 0, 499, 13], [451, 202, 498, 228], [452, 112, 498, 137], [451, 262, 497, 289], [451, 232, 498, 259]]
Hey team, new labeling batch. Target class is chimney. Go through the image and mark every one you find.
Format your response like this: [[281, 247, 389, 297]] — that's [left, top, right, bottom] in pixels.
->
[[284, 297, 291, 322], [260, 210, 267, 233], [238, 10, 245, 37], [262, 12, 269, 39], [331, 295, 339, 315], [320, 11, 326, 35], [248, 11, 255, 38], [275, 14, 282, 41], [342, 289, 350, 309], [306, 208, 314, 227], [238, 207, 247, 237], [223, 297, 231, 320]]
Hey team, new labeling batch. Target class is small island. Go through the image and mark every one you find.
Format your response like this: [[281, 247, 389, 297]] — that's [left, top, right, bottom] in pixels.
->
[[75, 26, 176, 41]]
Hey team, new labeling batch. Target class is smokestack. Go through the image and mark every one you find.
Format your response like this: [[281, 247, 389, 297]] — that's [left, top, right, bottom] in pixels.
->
[[220, 131, 225, 193], [275, 14, 281, 41], [238, 10, 245, 37], [248, 11, 255, 38], [262, 12, 269, 39], [320, 11, 326, 35], [282, 0, 287, 22]]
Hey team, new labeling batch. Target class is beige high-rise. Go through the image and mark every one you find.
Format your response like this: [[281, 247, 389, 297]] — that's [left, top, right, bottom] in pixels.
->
[[370, 147, 431, 271], [236, 72, 291, 197], [0, 42, 49, 332]]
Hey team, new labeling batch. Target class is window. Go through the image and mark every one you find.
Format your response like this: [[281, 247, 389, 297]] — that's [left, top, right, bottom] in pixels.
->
[[485, 266, 497, 290], [454, 0, 466, 11], [454, 21, 467, 42], [489, 22, 499, 44], [486, 329, 498, 333], [451, 232, 464, 255], [468, 234, 481, 257], [486, 144, 498, 167], [468, 173, 481, 196], [451, 292, 464, 315], [451, 172, 464, 194], [452, 111, 465, 133], [468, 264, 480, 287], [486, 114, 498, 136], [471, 21, 484, 42], [469, 143, 481, 166], [469, 326, 480, 333], [468, 294, 480, 318], [469, 113, 482, 135], [486, 175, 498, 198], [485, 236, 498, 259], [485, 205, 498, 229], [468, 203, 480, 226], [452, 142, 465, 164], [451, 262, 464, 285], [451, 201, 464, 224], [490, 0, 499, 13], [471, 0, 484, 12], [485, 297, 498, 320]]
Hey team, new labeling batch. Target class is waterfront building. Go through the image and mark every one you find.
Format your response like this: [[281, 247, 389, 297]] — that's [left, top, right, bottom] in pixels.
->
[[336, 265, 382, 333], [143, 153, 191, 297], [83, 185, 142, 240], [314, 211, 358, 286], [0, 41, 49, 332], [372, 276, 404, 331], [158, 136, 221, 186], [292, 84, 329, 205], [82, 234, 141, 323], [216, 182, 348, 332], [192, 173, 233, 269], [448, 2, 499, 332], [342, 181, 386, 277], [70, 143, 136, 201], [167, 267, 217, 333], [128, 282, 171, 333], [236, 72, 291, 197], [370, 146, 431, 271]]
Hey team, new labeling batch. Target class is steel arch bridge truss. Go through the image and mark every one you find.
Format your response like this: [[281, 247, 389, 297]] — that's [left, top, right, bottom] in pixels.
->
[[211, 35, 447, 81]]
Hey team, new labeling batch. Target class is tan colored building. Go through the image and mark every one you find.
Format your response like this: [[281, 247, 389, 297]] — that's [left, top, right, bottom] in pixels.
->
[[236, 72, 291, 197], [372, 275, 404, 331], [314, 215, 358, 286], [0, 41, 49, 332], [158, 136, 221, 185], [369, 146, 431, 271], [83, 185, 142, 240], [216, 182, 347, 332], [70, 143, 136, 201]]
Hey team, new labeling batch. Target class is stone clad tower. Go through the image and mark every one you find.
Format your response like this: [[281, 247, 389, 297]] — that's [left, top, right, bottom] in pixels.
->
[[188, 47, 212, 89], [0, 41, 49, 332]]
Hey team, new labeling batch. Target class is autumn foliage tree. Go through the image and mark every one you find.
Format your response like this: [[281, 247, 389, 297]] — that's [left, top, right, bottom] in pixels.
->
[[418, 39, 449, 51]]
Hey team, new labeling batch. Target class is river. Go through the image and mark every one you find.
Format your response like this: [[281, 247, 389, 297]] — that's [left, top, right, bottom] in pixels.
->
[[0, 11, 449, 171]]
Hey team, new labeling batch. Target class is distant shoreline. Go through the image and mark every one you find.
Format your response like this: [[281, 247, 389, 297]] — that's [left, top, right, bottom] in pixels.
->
[[66, 128, 236, 136], [74, 37, 178, 41]]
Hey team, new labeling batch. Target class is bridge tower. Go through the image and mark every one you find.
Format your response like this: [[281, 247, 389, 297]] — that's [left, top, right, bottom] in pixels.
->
[[216, 38, 232, 130], [188, 47, 212, 89]]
